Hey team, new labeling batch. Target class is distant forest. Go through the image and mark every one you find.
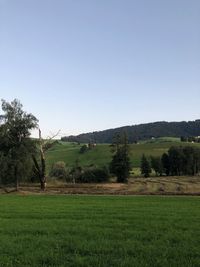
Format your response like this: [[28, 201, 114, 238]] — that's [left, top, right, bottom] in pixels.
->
[[62, 120, 200, 143]]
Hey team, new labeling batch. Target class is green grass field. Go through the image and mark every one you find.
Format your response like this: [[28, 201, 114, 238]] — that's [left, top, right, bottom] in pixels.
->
[[0, 195, 199, 267], [46, 138, 200, 172]]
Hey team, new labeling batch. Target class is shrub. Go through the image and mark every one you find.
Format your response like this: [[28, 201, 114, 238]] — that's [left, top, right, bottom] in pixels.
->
[[79, 145, 88, 154], [69, 165, 82, 183], [150, 156, 163, 176], [49, 161, 69, 180], [76, 166, 110, 183], [140, 154, 151, 178]]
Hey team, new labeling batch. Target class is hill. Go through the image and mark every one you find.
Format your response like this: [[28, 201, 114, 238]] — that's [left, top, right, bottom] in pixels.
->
[[61, 120, 200, 143], [46, 138, 200, 172]]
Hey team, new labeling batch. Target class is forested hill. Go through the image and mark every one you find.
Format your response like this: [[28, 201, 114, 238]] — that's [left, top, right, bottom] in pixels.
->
[[61, 120, 200, 144]]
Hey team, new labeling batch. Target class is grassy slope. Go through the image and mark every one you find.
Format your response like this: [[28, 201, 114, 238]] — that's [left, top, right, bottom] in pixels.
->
[[46, 138, 200, 171], [0, 195, 199, 267]]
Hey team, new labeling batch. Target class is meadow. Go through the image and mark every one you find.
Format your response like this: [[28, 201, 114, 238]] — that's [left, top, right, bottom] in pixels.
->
[[46, 138, 200, 171], [0, 195, 199, 267]]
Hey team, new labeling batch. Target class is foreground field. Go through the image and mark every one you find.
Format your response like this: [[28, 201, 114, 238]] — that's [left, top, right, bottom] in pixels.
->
[[0, 196, 199, 267]]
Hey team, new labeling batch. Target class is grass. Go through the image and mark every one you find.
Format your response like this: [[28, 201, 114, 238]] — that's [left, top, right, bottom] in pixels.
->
[[0, 195, 199, 267], [46, 139, 200, 171], [8, 176, 200, 195]]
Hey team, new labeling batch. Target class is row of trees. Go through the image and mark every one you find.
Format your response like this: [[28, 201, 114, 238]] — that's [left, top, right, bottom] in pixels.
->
[[61, 120, 200, 143], [140, 146, 200, 177]]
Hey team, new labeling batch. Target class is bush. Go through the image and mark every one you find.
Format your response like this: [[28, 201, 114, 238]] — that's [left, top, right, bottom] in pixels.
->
[[69, 165, 83, 183], [76, 166, 110, 183], [151, 156, 163, 176], [79, 145, 88, 154], [49, 161, 69, 180], [140, 154, 151, 178]]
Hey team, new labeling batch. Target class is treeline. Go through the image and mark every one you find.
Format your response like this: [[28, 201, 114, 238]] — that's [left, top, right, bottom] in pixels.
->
[[141, 146, 200, 177], [61, 120, 200, 143]]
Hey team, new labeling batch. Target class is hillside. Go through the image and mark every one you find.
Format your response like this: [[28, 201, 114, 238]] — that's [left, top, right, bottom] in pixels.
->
[[61, 120, 200, 143], [46, 138, 200, 172]]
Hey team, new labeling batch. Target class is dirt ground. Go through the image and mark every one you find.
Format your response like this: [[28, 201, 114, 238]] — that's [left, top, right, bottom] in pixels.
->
[[1, 176, 200, 196]]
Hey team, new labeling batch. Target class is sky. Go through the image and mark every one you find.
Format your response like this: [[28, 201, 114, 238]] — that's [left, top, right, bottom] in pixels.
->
[[0, 0, 200, 137]]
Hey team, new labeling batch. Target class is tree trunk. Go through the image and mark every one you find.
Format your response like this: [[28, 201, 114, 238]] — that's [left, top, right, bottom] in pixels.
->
[[32, 154, 46, 191], [40, 178, 46, 191], [40, 146, 46, 191], [32, 128, 60, 191]]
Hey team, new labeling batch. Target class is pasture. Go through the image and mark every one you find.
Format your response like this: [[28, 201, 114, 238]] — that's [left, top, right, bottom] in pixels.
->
[[0, 195, 199, 267], [46, 138, 200, 171]]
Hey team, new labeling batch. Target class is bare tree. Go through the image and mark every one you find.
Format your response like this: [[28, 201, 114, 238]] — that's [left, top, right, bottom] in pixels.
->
[[32, 129, 60, 191]]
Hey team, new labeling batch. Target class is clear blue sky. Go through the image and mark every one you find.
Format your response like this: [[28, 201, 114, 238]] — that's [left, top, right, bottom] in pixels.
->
[[0, 0, 200, 137]]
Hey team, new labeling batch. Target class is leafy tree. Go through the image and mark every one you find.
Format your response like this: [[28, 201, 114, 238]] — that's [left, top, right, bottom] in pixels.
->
[[70, 159, 82, 184], [0, 99, 38, 190], [0, 151, 10, 185], [182, 146, 195, 175], [161, 153, 170, 176], [180, 136, 187, 142], [140, 154, 151, 178], [160, 146, 200, 176], [109, 132, 131, 183], [168, 146, 184, 176], [79, 145, 88, 154], [151, 156, 163, 176]]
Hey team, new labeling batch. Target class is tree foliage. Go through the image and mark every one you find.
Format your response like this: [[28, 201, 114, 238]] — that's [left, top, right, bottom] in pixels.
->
[[161, 153, 170, 176], [167, 146, 200, 176], [154, 146, 200, 176], [61, 120, 200, 143], [151, 156, 163, 176], [50, 161, 69, 180], [0, 99, 38, 188], [76, 166, 109, 183], [140, 154, 151, 178], [109, 133, 131, 183]]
